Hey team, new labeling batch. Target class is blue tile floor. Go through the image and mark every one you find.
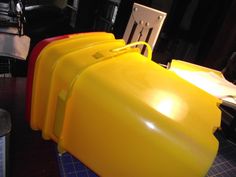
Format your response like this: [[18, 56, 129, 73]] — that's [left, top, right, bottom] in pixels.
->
[[206, 133, 236, 177], [57, 132, 236, 177], [57, 153, 98, 177], [0, 137, 5, 177]]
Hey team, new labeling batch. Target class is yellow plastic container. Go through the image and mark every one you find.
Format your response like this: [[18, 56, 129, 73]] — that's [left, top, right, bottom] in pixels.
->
[[30, 32, 115, 131], [54, 52, 221, 177], [170, 59, 223, 77], [41, 39, 137, 141]]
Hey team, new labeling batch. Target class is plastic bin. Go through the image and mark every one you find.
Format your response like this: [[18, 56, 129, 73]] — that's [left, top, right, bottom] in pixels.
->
[[55, 51, 221, 177], [26, 32, 111, 123], [0, 109, 11, 177], [170, 59, 223, 77], [28, 33, 222, 177], [30, 32, 115, 131], [26, 34, 70, 123], [41, 39, 138, 141]]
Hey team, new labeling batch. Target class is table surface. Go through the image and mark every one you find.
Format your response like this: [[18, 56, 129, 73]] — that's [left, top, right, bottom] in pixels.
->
[[0, 77, 59, 177]]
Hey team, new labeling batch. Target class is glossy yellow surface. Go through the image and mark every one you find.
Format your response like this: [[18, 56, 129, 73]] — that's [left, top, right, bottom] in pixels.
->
[[55, 52, 221, 177], [42, 39, 132, 141], [169, 59, 228, 104], [170, 59, 223, 77], [30, 34, 222, 176], [30, 32, 115, 131]]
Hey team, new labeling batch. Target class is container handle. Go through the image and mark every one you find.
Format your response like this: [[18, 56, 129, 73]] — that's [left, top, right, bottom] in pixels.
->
[[111, 41, 152, 60]]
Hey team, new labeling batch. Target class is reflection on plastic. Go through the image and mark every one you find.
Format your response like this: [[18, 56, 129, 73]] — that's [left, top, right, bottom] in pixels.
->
[[148, 90, 188, 121], [144, 121, 157, 130]]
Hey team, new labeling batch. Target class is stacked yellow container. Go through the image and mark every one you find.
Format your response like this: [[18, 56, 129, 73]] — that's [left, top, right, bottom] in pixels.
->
[[30, 32, 222, 177]]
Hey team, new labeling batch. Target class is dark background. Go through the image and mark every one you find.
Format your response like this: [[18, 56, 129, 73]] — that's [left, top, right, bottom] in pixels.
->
[[73, 0, 236, 70], [7, 0, 236, 78]]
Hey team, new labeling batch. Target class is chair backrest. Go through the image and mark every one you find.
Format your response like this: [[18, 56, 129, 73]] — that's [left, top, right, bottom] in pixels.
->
[[123, 3, 166, 54]]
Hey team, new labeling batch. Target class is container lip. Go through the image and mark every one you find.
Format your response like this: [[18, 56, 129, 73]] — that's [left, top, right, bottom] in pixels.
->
[[0, 109, 11, 137]]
